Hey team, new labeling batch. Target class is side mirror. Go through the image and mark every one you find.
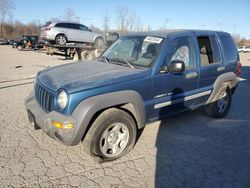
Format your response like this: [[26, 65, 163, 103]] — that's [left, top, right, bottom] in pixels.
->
[[167, 60, 185, 74]]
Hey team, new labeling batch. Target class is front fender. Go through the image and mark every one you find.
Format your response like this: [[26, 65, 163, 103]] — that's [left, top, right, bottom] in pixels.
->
[[70, 90, 145, 145]]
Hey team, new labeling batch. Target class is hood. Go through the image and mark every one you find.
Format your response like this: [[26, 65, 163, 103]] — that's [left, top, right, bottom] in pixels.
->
[[37, 60, 150, 93]]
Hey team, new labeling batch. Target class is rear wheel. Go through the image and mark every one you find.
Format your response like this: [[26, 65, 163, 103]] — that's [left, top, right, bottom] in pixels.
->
[[205, 88, 232, 118], [83, 108, 137, 160], [55, 34, 67, 45]]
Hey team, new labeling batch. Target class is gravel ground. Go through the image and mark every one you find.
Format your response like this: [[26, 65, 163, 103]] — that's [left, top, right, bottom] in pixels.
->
[[0, 46, 250, 188]]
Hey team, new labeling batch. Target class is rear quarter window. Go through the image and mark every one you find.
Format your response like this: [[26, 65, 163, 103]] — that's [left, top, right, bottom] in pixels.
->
[[218, 34, 237, 63]]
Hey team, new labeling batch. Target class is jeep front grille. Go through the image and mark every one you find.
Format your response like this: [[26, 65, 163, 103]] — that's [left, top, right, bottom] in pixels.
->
[[35, 83, 54, 112]]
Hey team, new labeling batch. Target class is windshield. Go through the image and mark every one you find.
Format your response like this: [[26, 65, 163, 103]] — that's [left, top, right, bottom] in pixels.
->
[[101, 35, 164, 67]]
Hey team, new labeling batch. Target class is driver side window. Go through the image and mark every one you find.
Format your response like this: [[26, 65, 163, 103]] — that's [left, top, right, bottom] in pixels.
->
[[165, 36, 196, 70]]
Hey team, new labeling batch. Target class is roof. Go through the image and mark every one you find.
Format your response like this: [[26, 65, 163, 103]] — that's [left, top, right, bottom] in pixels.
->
[[122, 29, 229, 38], [49, 21, 82, 25]]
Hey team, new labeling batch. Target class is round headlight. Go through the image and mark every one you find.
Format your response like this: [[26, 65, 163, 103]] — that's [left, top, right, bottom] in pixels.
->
[[57, 90, 68, 110]]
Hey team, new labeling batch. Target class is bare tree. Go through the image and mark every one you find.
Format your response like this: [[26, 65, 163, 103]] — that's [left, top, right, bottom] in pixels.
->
[[127, 10, 137, 31], [50, 17, 61, 22], [115, 5, 142, 33], [0, 0, 14, 37], [116, 5, 129, 32], [103, 12, 109, 32], [26, 20, 42, 35], [135, 16, 144, 32], [232, 33, 242, 45], [89, 24, 102, 33], [63, 7, 79, 22]]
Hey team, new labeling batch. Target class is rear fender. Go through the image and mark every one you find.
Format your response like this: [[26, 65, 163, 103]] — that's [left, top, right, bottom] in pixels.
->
[[206, 72, 238, 104]]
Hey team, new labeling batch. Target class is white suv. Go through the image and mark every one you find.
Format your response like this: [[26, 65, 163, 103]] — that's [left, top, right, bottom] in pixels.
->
[[41, 21, 104, 47]]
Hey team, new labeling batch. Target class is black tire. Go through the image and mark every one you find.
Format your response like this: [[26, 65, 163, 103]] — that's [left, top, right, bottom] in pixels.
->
[[80, 50, 93, 61], [17, 45, 23, 51], [93, 37, 104, 48], [205, 88, 232, 118], [83, 108, 137, 160], [55, 34, 67, 45]]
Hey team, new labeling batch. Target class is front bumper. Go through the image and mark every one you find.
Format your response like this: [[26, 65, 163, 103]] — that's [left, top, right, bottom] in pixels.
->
[[25, 92, 77, 146]]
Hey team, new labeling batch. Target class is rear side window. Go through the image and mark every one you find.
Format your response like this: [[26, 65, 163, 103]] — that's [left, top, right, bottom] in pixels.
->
[[210, 35, 221, 63], [71, 24, 80, 30], [197, 36, 221, 66], [55, 23, 67, 28], [66, 23, 74, 29], [219, 35, 237, 63], [55, 23, 73, 29]]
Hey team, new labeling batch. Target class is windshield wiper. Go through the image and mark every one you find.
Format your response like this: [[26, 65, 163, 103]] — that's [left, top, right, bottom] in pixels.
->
[[99, 56, 110, 63], [122, 59, 135, 69]]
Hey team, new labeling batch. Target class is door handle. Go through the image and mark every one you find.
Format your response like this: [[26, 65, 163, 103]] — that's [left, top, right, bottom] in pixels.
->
[[217, 66, 225, 72], [186, 72, 198, 79]]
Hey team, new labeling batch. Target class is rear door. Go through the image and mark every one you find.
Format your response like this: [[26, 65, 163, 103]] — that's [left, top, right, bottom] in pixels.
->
[[77, 24, 95, 43], [194, 33, 225, 105], [66, 23, 80, 41]]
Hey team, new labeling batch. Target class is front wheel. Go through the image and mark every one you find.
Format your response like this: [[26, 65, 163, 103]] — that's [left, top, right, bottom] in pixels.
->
[[205, 88, 232, 118], [93, 37, 104, 48], [17, 45, 23, 51], [84, 108, 137, 160]]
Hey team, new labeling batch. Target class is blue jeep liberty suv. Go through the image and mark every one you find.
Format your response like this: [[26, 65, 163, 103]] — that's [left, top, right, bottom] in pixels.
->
[[25, 30, 240, 160]]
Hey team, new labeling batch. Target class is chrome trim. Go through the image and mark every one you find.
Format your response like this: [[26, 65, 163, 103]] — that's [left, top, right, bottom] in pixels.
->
[[154, 90, 212, 109], [186, 72, 198, 79], [217, 66, 225, 72]]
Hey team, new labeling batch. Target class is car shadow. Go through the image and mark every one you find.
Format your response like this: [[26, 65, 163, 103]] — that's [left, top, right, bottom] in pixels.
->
[[155, 65, 250, 187]]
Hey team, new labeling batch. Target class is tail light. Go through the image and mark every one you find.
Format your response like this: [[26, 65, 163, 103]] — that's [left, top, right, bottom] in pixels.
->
[[44, 27, 51, 31], [235, 62, 241, 77]]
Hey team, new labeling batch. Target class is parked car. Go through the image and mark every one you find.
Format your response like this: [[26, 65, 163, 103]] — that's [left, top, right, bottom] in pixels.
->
[[12, 40, 18, 48], [15, 35, 43, 51], [7, 40, 16, 45], [40, 21, 104, 47], [0, 39, 8, 45], [25, 30, 240, 160]]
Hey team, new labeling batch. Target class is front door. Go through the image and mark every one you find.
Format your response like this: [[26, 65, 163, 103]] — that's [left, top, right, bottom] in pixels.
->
[[150, 33, 199, 121]]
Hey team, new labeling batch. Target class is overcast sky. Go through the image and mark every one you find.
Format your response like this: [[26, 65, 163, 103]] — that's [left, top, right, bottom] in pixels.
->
[[12, 0, 250, 38]]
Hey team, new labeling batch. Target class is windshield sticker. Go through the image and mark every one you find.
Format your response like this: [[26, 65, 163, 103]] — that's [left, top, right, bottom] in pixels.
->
[[144, 36, 163, 44]]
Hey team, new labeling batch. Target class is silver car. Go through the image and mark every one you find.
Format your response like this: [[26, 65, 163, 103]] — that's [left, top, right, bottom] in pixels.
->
[[41, 21, 104, 47]]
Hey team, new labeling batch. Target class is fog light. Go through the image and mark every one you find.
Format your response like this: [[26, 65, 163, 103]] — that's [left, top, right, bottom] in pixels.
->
[[52, 121, 74, 129]]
